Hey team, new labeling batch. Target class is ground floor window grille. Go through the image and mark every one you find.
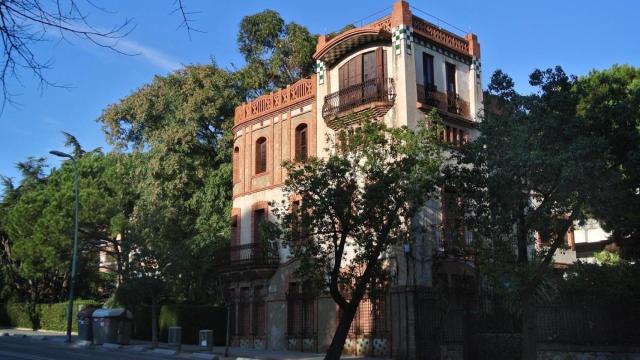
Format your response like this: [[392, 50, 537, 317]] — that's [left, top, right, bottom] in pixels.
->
[[286, 283, 317, 349], [345, 294, 390, 337], [237, 287, 251, 336], [252, 286, 266, 336]]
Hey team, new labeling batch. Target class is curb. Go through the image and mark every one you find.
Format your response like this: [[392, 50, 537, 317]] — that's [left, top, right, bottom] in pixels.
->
[[152, 348, 178, 356], [72, 340, 91, 348], [124, 345, 148, 352], [103, 343, 122, 349], [191, 353, 219, 360]]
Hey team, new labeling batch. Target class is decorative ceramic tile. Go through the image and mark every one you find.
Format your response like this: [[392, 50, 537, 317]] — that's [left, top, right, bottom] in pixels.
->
[[373, 337, 390, 356]]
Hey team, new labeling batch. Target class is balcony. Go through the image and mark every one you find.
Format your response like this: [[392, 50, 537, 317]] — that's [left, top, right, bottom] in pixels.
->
[[322, 78, 396, 128], [213, 242, 279, 281], [417, 84, 470, 119]]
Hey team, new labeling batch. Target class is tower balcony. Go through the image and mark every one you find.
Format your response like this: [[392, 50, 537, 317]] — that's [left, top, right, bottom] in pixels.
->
[[417, 84, 471, 119], [322, 78, 396, 129], [213, 242, 279, 281]]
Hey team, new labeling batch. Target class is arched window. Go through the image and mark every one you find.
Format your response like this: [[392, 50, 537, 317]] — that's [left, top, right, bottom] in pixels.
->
[[255, 137, 267, 174], [233, 146, 240, 183], [295, 124, 308, 161]]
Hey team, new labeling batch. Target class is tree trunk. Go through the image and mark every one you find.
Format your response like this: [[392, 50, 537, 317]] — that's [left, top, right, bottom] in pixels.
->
[[324, 305, 357, 360], [516, 211, 528, 263], [151, 300, 159, 348], [521, 295, 537, 360]]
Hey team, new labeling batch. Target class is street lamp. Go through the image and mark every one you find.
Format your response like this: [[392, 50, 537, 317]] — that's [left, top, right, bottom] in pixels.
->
[[50, 150, 78, 343]]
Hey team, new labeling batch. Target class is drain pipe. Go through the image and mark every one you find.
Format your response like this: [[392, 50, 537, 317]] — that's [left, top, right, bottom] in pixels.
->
[[403, 243, 411, 359]]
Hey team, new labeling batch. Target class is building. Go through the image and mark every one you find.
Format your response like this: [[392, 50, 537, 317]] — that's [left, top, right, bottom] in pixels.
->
[[550, 220, 614, 266], [214, 1, 483, 357]]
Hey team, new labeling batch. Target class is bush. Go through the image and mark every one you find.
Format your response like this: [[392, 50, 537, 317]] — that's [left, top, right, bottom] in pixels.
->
[[132, 304, 226, 345], [0, 300, 101, 331]]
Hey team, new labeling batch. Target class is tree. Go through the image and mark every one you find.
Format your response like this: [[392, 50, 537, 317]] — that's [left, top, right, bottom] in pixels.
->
[[237, 10, 316, 98], [116, 275, 166, 347], [99, 63, 243, 302], [574, 65, 640, 257], [446, 67, 612, 359], [0, 0, 134, 108], [269, 119, 444, 360], [0, 0, 201, 109]]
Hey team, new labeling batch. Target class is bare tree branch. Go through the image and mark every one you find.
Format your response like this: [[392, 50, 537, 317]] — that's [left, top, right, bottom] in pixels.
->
[[0, 0, 134, 111], [171, 0, 203, 40]]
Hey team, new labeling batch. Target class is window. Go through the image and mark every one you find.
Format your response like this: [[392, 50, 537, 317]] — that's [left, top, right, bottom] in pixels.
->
[[238, 287, 251, 336], [338, 48, 386, 89], [231, 215, 239, 246], [443, 126, 468, 146], [295, 124, 308, 161], [233, 146, 240, 183], [253, 208, 266, 243], [287, 282, 316, 346], [445, 62, 458, 113], [252, 286, 266, 336], [445, 62, 457, 95], [291, 199, 307, 243], [255, 137, 267, 174], [442, 187, 464, 251], [422, 53, 435, 88]]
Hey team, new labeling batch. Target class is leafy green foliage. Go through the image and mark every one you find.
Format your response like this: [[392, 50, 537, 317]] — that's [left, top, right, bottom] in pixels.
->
[[573, 65, 640, 253], [99, 64, 243, 303], [561, 262, 640, 304], [270, 118, 444, 357], [449, 67, 610, 271], [1, 300, 100, 331], [447, 65, 640, 359], [237, 10, 316, 97], [1, 151, 138, 304], [592, 250, 621, 265]]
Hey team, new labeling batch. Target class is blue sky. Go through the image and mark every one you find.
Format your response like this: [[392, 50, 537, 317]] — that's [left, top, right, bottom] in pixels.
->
[[1, 0, 639, 181]]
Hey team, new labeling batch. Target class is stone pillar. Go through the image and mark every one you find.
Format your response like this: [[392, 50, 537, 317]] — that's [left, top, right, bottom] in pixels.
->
[[390, 1, 418, 130], [465, 33, 483, 126]]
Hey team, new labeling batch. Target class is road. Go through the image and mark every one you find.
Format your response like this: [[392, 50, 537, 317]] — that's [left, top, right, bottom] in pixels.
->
[[0, 335, 180, 360]]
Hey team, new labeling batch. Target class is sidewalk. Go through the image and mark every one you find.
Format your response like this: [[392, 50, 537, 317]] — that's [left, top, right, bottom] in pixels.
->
[[0, 327, 384, 360]]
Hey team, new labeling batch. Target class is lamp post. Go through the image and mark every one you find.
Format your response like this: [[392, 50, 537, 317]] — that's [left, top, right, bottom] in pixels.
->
[[50, 150, 78, 343]]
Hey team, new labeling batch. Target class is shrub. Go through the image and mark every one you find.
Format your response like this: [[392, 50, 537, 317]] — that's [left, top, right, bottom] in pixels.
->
[[0, 300, 101, 331]]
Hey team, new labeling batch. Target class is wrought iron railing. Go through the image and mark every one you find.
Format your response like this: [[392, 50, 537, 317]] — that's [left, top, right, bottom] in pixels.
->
[[416, 84, 470, 118], [213, 242, 279, 269], [322, 78, 396, 119]]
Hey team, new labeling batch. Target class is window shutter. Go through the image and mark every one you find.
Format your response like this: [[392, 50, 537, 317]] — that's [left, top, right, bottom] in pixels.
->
[[231, 215, 239, 246], [260, 141, 266, 172], [375, 47, 384, 84], [255, 138, 267, 174], [295, 128, 301, 160], [353, 55, 362, 87], [300, 127, 307, 159]]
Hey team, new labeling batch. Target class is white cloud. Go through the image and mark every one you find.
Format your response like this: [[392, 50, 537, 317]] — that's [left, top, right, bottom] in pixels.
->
[[114, 38, 183, 72], [46, 22, 183, 73]]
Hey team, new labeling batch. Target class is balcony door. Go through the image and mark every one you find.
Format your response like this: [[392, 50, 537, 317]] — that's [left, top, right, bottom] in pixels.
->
[[445, 62, 456, 95], [445, 62, 457, 113], [338, 48, 385, 107]]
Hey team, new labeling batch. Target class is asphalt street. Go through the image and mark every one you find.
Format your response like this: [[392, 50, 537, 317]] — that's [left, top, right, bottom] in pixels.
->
[[0, 335, 179, 360]]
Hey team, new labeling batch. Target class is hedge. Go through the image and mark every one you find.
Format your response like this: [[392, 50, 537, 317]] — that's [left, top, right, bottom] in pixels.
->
[[0, 300, 101, 332], [0, 301, 227, 345], [132, 304, 227, 345]]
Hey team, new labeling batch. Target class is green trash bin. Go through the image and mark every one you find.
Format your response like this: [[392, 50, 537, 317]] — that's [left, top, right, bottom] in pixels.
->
[[91, 308, 133, 345]]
